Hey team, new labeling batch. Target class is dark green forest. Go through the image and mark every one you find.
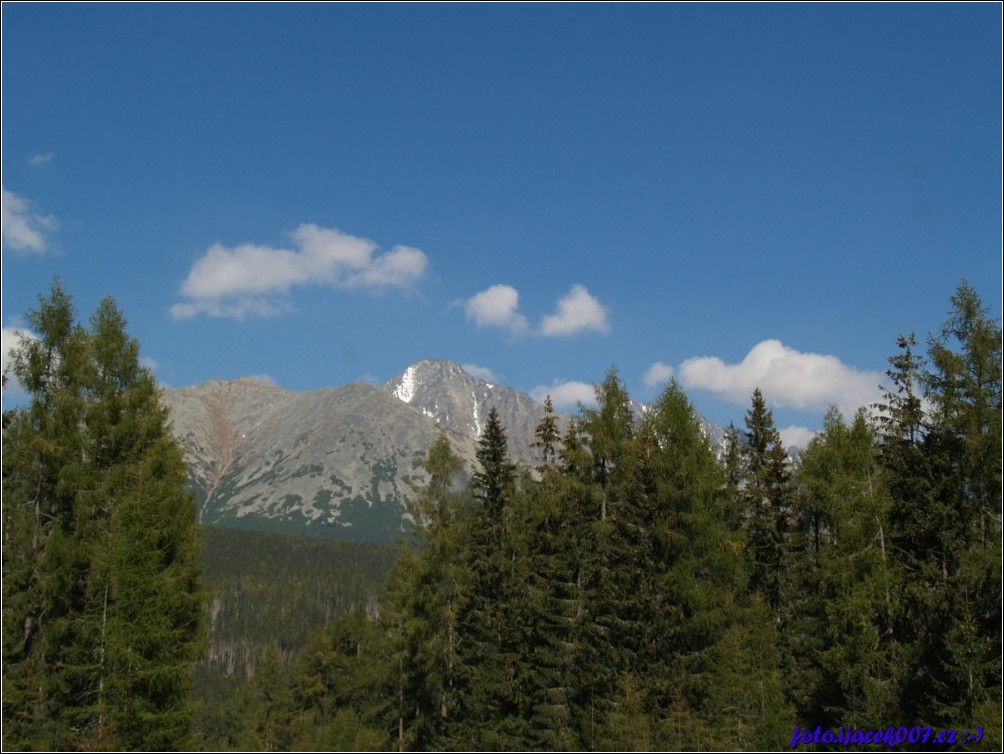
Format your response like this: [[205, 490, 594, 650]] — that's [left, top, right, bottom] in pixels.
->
[[3, 281, 1001, 751]]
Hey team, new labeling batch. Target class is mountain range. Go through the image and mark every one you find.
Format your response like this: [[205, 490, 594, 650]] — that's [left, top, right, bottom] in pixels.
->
[[162, 359, 726, 542]]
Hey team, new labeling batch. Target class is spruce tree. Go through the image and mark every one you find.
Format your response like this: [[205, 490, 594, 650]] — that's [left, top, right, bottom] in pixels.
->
[[452, 407, 530, 749], [531, 395, 562, 471], [740, 387, 792, 614], [574, 369, 640, 744], [793, 408, 899, 727], [636, 380, 748, 748]]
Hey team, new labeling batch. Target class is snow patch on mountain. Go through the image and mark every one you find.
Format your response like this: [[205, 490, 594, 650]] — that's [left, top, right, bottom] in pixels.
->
[[393, 365, 417, 404]]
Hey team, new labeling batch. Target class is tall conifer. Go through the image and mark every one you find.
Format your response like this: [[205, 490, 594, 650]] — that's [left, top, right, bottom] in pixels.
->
[[2, 284, 205, 750]]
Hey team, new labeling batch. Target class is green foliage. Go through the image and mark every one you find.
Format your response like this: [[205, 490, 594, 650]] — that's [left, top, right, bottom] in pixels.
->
[[2, 282, 204, 750], [9, 280, 997, 751], [531, 394, 562, 470], [740, 387, 794, 613], [880, 282, 1002, 728], [792, 408, 898, 726]]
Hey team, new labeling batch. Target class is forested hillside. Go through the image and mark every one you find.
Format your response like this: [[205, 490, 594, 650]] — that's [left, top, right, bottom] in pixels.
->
[[191, 282, 1002, 752], [193, 527, 397, 746], [4, 281, 1000, 752]]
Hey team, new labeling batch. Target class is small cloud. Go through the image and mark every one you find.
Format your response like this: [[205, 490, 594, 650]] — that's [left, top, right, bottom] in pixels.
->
[[677, 339, 883, 417], [539, 285, 610, 337], [530, 379, 597, 409], [779, 425, 817, 451], [643, 361, 675, 387], [463, 284, 529, 334], [28, 153, 55, 167], [2, 186, 59, 253], [171, 224, 429, 320], [140, 356, 160, 373], [170, 293, 290, 322], [461, 363, 498, 382], [241, 373, 279, 386], [2, 326, 38, 398]]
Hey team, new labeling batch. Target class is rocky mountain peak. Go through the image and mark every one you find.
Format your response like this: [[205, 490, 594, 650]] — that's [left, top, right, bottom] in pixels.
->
[[162, 359, 730, 543], [386, 358, 474, 404], [384, 359, 550, 462]]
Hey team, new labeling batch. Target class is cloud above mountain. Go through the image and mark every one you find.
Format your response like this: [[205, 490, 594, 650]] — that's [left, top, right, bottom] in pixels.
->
[[652, 339, 883, 417], [463, 284, 529, 334], [530, 379, 597, 409], [171, 224, 428, 320], [461, 363, 499, 382], [643, 361, 675, 387], [462, 283, 610, 338], [540, 285, 611, 337]]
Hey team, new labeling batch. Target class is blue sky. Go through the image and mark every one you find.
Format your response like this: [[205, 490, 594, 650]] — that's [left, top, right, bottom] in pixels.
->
[[3, 4, 1001, 445]]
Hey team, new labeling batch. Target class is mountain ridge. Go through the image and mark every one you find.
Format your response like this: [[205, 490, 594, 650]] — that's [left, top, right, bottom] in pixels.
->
[[163, 358, 726, 541]]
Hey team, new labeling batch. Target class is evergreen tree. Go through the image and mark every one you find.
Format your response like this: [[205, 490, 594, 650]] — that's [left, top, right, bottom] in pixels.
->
[[452, 407, 531, 749], [2, 283, 205, 750], [572, 368, 640, 744], [873, 283, 1001, 736], [470, 406, 517, 531], [635, 380, 749, 748], [704, 603, 794, 749], [740, 388, 792, 614], [915, 283, 1001, 728], [794, 408, 899, 727], [531, 395, 562, 471], [232, 642, 294, 752], [3, 281, 92, 749], [580, 366, 635, 523], [382, 430, 468, 749], [287, 609, 390, 751]]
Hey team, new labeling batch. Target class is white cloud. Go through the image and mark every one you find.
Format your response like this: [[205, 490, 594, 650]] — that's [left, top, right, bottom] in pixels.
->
[[28, 153, 55, 167], [241, 373, 279, 386], [2, 326, 37, 398], [643, 361, 675, 387], [779, 425, 817, 451], [463, 284, 528, 334], [1, 186, 59, 253], [350, 245, 428, 289], [169, 297, 288, 322], [461, 363, 498, 382], [171, 223, 429, 320], [530, 379, 597, 409], [539, 284, 610, 337], [677, 339, 884, 416]]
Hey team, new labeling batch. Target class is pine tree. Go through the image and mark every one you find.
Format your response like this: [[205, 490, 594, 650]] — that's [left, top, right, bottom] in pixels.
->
[[2, 284, 205, 750]]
